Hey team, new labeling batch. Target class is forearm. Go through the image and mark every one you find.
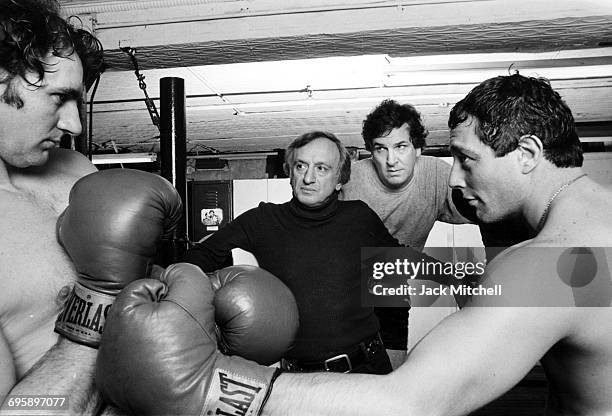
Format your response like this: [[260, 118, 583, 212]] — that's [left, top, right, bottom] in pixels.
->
[[264, 372, 409, 416], [4, 337, 102, 415]]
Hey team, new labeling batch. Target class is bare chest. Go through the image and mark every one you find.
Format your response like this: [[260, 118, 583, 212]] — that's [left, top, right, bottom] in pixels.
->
[[1, 190, 76, 306], [0, 192, 77, 375]]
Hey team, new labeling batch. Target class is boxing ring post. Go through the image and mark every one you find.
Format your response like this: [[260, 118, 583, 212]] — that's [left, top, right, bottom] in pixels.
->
[[159, 77, 188, 265]]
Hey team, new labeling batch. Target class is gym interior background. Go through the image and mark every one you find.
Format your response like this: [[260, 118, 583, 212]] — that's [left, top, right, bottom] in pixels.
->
[[60, 1, 612, 414]]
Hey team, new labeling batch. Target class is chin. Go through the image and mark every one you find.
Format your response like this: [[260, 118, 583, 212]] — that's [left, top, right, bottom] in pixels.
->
[[297, 194, 317, 206], [384, 178, 408, 189], [30, 153, 50, 167], [12, 156, 46, 168], [477, 209, 507, 224]]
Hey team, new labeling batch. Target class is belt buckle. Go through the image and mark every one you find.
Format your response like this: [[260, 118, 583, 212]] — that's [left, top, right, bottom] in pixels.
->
[[324, 353, 352, 373]]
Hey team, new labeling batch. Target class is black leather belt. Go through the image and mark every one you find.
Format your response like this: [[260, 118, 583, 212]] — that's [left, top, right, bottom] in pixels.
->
[[280, 333, 385, 373]]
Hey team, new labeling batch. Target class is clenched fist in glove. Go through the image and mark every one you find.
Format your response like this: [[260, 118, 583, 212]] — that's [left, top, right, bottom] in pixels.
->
[[97, 263, 297, 416], [55, 168, 182, 347], [210, 265, 299, 365]]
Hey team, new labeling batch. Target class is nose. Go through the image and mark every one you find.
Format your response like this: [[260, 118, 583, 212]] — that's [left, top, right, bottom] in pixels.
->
[[303, 166, 316, 184], [56, 101, 82, 136], [448, 159, 466, 189], [386, 149, 397, 166]]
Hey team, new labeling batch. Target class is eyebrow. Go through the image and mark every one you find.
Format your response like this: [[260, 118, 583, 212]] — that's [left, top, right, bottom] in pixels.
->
[[373, 140, 409, 147], [294, 159, 333, 168], [449, 144, 479, 159], [50, 87, 83, 100]]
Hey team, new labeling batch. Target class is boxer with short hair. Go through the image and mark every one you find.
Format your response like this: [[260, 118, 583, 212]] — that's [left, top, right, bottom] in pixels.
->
[[99, 74, 612, 416]]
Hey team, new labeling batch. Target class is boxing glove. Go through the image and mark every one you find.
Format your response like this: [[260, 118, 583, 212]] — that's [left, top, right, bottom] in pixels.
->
[[209, 265, 299, 365], [55, 168, 182, 347], [97, 263, 283, 416]]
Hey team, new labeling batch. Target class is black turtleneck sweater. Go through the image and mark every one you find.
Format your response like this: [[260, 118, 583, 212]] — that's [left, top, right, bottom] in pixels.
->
[[182, 194, 406, 360]]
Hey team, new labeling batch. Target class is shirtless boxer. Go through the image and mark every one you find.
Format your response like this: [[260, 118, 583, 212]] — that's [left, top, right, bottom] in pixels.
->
[[263, 74, 612, 415], [0, 1, 148, 413], [98, 73, 612, 416]]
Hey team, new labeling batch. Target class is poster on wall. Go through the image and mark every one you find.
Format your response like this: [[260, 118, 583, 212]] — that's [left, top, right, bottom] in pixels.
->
[[201, 208, 224, 231]]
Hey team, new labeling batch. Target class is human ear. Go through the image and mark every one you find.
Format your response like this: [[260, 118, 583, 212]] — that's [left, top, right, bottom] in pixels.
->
[[283, 162, 291, 177], [517, 134, 543, 174]]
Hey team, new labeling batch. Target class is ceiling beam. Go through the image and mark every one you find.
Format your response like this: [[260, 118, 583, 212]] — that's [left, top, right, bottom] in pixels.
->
[[61, 0, 612, 70]]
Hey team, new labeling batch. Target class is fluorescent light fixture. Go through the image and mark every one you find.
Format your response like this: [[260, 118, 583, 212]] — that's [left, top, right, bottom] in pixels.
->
[[386, 47, 612, 71], [580, 136, 612, 143], [384, 65, 612, 87], [384, 47, 612, 87], [188, 152, 278, 160], [91, 152, 157, 164]]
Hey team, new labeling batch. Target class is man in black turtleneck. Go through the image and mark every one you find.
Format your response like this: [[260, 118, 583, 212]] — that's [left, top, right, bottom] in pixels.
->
[[183, 131, 412, 374]]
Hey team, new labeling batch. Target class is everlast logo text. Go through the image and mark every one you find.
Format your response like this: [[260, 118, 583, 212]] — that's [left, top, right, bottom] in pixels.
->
[[214, 371, 263, 416], [55, 283, 114, 340]]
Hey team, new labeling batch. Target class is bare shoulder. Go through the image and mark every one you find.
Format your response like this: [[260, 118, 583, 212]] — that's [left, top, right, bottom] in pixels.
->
[[45, 148, 97, 178], [18, 149, 97, 207], [542, 178, 612, 245], [572, 179, 612, 223], [473, 242, 612, 308]]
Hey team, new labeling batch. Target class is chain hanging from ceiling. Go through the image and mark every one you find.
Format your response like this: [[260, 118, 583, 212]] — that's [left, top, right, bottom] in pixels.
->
[[120, 47, 221, 155], [121, 47, 161, 131]]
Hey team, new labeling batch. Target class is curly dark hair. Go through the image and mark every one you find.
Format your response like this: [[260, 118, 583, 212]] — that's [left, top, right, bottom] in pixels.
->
[[0, 0, 104, 107], [284, 131, 351, 185], [362, 99, 428, 151], [448, 73, 583, 168]]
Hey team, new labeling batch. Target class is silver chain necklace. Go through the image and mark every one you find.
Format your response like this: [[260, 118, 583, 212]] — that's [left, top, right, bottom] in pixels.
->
[[535, 173, 587, 234]]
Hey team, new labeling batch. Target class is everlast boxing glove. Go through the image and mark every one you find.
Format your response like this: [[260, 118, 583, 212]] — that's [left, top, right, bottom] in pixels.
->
[[97, 263, 293, 416], [54, 169, 182, 347], [210, 265, 299, 365]]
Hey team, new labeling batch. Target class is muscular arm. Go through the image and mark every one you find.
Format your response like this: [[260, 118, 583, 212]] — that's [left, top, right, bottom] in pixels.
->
[[1, 337, 101, 415], [265, 247, 579, 416], [265, 305, 572, 416], [265, 306, 571, 416]]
